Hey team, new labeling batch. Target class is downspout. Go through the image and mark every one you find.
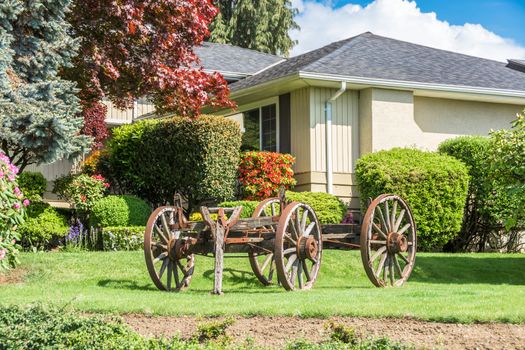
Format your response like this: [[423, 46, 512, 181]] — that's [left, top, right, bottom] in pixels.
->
[[325, 81, 347, 194]]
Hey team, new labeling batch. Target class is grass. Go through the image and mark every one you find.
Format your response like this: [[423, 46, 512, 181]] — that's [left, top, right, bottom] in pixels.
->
[[0, 250, 524, 323]]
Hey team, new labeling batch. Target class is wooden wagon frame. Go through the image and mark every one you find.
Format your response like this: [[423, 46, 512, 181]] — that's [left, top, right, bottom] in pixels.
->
[[144, 191, 417, 294]]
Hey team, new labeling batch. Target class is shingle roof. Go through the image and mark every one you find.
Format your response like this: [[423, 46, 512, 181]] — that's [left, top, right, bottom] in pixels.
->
[[230, 32, 525, 92], [194, 42, 284, 76]]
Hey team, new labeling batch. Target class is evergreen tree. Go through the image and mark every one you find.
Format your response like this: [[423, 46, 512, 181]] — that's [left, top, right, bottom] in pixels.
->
[[210, 0, 299, 56], [0, 0, 90, 171]]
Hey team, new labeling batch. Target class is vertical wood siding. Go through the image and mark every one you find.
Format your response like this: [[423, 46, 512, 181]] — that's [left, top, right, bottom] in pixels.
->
[[26, 158, 75, 181], [290, 88, 311, 173], [308, 87, 359, 173]]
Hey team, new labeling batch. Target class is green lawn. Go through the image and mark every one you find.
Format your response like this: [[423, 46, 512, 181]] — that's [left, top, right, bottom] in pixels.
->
[[1, 251, 524, 323]]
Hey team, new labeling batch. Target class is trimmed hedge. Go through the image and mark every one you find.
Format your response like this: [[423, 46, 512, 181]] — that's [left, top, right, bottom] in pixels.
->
[[100, 226, 145, 251], [18, 202, 68, 248], [89, 195, 151, 227], [109, 116, 241, 211], [17, 171, 47, 201], [355, 148, 469, 251]]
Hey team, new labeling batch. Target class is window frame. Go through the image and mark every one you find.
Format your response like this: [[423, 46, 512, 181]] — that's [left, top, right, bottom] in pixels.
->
[[228, 97, 280, 152]]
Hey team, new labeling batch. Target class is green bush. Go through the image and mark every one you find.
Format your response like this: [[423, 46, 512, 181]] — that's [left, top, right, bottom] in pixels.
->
[[219, 192, 345, 224], [355, 148, 469, 251], [286, 191, 346, 224], [109, 116, 241, 212], [89, 195, 151, 227], [18, 202, 68, 248], [17, 171, 47, 201], [439, 135, 524, 252], [53, 174, 109, 212], [100, 226, 145, 251]]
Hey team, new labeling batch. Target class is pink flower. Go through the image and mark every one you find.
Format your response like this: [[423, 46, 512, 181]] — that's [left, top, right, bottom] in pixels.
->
[[23, 199, 30, 207], [0, 249, 6, 261], [13, 203, 20, 210], [14, 187, 20, 194]]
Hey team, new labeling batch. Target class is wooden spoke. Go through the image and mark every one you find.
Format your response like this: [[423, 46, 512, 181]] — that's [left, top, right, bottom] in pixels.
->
[[397, 252, 410, 264], [390, 200, 397, 229], [153, 251, 168, 264], [361, 195, 417, 288], [370, 240, 387, 245], [388, 256, 395, 286], [166, 262, 172, 290], [302, 260, 311, 281], [260, 253, 273, 272], [173, 262, 180, 287], [275, 202, 322, 291], [398, 223, 411, 235], [372, 222, 388, 239], [285, 254, 297, 272], [154, 225, 168, 244], [160, 213, 171, 239], [297, 262, 304, 289], [376, 253, 387, 278], [394, 255, 404, 278], [394, 209, 406, 232], [383, 201, 391, 232], [370, 246, 387, 262], [304, 222, 316, 237], [158, 259, 168, 279]]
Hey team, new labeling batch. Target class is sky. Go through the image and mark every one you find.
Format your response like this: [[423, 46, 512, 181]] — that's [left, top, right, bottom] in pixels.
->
[[289, 0, 525, 62]]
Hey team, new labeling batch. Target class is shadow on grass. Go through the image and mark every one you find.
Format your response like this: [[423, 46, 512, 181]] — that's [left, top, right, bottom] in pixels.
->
[[411, 255, 525, 285], [202, 267, 262, 287], [97, 279, 158, 291]]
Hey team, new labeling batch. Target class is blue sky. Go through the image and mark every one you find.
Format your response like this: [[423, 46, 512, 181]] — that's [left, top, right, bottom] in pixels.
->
[[290, 0, 525, 61], [331, 0, 525, 46]]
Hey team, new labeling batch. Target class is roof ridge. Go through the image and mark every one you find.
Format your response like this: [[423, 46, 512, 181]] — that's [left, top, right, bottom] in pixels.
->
[[302, 33, 367, 71]]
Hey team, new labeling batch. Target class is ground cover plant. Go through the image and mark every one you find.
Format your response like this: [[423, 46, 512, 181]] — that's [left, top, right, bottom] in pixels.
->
[[0, 250, 523, 323], [0, 305, 409, 350]]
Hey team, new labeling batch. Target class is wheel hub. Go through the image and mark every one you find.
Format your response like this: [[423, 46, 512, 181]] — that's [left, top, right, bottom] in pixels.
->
[[387, 232, 408, 253], [297, 236, 319, 261]]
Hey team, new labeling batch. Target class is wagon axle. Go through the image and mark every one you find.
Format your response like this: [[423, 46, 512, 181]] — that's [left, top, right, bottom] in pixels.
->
[[144, 193, 417, 293]]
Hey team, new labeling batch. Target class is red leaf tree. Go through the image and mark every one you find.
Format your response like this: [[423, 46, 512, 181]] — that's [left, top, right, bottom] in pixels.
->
[[64, 0, 234, 126], [80, 101, 109, 149]]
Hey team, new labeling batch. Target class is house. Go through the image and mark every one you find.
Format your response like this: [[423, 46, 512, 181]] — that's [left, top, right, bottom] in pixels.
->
[[32, 33, 525, 208], [212, 32, 525, 208]]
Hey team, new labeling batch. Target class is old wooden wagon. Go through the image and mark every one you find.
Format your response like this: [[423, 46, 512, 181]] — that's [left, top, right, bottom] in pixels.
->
[[144, 192, 416, 294]]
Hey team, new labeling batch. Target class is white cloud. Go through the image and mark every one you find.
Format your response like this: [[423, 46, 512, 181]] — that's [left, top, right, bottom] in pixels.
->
[[289, 0, 525, 62]]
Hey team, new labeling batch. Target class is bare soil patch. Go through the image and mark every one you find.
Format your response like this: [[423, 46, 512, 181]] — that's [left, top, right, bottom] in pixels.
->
[[124, 314, 525, 349], [0, 267, 26, 285]]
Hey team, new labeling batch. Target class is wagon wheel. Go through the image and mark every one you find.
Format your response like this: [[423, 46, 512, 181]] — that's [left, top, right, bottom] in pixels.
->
[[360, 194, 416, 287], [248, 198, 281, 286], [144, 207, 195, 292], [275, 202, 322, 291]]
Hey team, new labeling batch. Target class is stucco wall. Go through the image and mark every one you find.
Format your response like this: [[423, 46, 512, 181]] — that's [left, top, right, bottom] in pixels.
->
[[359, 88, 523, 153]]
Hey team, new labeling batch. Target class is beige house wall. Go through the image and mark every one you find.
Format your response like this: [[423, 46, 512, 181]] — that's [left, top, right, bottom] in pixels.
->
[[359, 88, 523, 153]]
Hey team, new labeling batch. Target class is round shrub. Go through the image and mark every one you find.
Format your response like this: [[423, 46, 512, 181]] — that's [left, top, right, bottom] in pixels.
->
[[355, 148, 469, 251], [89, 195, 151, 227], [18, 202, 68, 249], [17, 171, 47, 201], [108, 116, 241, 211], [286, 191, 346, 224], [0, 153, 27, 268]]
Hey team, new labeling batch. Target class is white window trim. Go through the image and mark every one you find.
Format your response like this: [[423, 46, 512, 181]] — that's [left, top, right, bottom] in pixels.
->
[[227, 97, 280, 152]]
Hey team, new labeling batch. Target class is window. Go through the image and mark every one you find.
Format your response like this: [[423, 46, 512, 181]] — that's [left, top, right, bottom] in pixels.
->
[[240, 104, 278, 152]]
